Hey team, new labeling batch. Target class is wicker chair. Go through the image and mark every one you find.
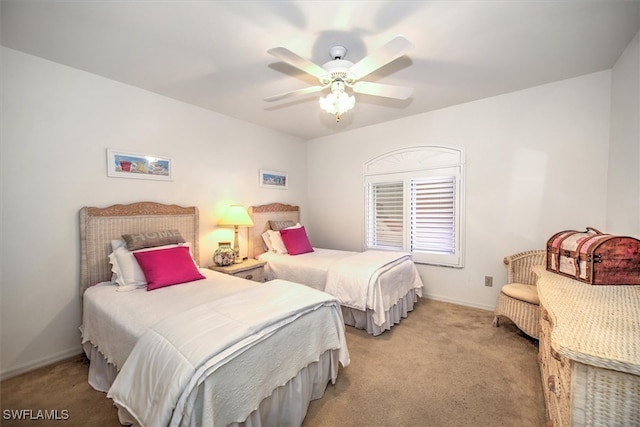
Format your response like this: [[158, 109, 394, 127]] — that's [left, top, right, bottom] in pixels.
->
[[492, 250, 547, 339]]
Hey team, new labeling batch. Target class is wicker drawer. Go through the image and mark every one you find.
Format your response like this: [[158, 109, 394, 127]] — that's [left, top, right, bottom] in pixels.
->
[[547, 347, 571, 426], [208, 260, 267, 283], [540, 305, 571, 427], [229, 266, 265, 282], [539, 307, 551, 359]]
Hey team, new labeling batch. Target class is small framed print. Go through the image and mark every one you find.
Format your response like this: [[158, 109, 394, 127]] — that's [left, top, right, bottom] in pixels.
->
[[259, 169, 288, 189], [107, 149, 172, 181]]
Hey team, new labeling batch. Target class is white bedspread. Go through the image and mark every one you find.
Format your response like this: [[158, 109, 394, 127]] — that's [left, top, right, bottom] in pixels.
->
[[81, 269, 262, 369], [325, 251, 423, 326], [259, 249, 424, 327], [106, 279, 349, 427], [259, 248, 354, 291]]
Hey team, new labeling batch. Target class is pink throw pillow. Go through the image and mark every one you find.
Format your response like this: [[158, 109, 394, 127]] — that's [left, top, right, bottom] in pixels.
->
[[280, 226, 314, 255], [133, 246, 205, 291]]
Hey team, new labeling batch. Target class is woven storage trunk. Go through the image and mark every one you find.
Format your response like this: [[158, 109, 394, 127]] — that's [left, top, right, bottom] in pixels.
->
[[546, 227, 640, 285]]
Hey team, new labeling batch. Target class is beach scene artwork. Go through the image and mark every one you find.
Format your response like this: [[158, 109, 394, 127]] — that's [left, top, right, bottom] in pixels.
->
[[108, 149, 172, 180], [260, 169, 287, 189]]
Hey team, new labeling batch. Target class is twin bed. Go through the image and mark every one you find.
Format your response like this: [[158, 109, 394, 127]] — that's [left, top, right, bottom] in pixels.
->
[[248, 203, 424, 336], [79, 202, 349, 426]]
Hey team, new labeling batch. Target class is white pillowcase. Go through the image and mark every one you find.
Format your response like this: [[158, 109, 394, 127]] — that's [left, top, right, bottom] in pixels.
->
[[109, 242, 192, 291], [261, 231, 274, 252], [266, 230, 287, 254]]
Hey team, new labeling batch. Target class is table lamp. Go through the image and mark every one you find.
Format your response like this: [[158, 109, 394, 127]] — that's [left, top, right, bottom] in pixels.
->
[[218, 205, 254, 263]]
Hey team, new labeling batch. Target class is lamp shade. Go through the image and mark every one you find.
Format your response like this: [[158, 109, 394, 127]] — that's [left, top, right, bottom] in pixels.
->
[[218, 205, 254, 227]]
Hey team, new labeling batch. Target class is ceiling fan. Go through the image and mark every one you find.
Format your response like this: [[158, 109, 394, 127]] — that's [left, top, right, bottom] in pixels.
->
[[264, 36, 414, 122]]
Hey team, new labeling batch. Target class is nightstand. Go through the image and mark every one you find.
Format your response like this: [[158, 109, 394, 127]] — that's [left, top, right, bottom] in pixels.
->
[[208, 259, 267, 283]]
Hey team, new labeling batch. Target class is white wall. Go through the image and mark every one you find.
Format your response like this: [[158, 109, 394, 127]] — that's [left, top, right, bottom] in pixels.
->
[[608, 30, 640, 236], [306, 71, 612, 310], [0, 47, 308, 379]]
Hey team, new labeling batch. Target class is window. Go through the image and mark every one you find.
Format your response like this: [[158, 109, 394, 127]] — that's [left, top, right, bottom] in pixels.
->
[[366, 181, 404, 250], [364, 146, 464, 267]]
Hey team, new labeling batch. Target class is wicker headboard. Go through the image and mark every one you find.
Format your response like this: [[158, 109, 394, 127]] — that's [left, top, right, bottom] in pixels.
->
[[79, 202, 199, 296], [248, 203, 299, 259]]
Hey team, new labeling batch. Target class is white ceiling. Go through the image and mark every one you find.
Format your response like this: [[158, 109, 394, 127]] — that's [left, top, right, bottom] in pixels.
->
[[2, 1, 639, 140]]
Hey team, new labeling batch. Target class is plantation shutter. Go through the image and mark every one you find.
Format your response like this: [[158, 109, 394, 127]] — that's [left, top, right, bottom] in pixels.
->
[[363, 146, 464, 267], [366, 181, 404, 250], [410, 177, 456, 255]]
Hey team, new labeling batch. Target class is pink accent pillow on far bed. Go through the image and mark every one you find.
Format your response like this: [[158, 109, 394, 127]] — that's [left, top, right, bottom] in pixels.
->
[[279, 226, 314, 255], [133, 246, 205, 291]]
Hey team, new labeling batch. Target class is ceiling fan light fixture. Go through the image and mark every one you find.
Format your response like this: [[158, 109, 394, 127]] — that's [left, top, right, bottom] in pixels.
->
[[319, 80, 355, 122], [266, 36, 414, 123]]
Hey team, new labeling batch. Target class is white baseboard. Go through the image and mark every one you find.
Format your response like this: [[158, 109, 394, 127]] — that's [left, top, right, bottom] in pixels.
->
[[420, 293, 495, 312], [1, 346, 83, 381]]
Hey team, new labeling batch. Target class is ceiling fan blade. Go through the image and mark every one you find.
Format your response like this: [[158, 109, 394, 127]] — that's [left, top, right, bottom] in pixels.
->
[[267, 47, 329, 81], [352, 81, 413, 100], [349, 36, 414, 80], [264, 85, 326, 102]]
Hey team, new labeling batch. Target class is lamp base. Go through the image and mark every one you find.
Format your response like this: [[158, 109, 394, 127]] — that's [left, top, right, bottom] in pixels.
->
[[232, 227, 242, 264]]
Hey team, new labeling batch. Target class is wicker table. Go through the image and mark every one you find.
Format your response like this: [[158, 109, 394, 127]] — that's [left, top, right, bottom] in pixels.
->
[[534, 266, 640, 426]]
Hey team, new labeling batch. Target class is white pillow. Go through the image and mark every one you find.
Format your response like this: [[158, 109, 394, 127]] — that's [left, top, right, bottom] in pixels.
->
[[109, 242, 192, 291], [261, 231, 274, 252], [266, 230, 287, 254], [107, 240, 128, 283], [109, 247, 144, 291]]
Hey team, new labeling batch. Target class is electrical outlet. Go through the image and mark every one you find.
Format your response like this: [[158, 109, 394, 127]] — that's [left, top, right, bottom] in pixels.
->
[[484, 276, 493, 287]]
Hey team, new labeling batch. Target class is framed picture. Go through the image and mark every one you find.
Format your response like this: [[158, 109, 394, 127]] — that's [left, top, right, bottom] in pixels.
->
[[259, 169, 288, 189], [107, 149, 172, 181]]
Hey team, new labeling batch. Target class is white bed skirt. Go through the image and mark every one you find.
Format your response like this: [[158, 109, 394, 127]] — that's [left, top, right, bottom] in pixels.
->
[[341, 288, 419, 336], [84, 343, 338, 426]]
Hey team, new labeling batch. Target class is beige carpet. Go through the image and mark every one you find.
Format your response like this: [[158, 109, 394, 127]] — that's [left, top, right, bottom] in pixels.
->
[[1, 299, 546, 426]]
